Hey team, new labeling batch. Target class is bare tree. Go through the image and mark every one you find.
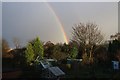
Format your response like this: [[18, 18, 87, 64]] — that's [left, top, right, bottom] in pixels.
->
[[71, 22, 104, 64], [13, 37, 21, 49], [2, 39, 10, 53], [72, 22, 104, 46]]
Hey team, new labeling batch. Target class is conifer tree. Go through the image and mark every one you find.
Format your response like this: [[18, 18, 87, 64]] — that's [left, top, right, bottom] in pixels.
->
[[25, 43, 34, 65], [33, 37, 44, 59]]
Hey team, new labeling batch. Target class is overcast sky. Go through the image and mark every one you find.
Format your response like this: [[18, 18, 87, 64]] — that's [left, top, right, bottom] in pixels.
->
[[2, 2, 118, 48]]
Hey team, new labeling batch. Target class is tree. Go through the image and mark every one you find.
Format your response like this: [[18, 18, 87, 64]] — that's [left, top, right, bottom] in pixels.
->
[[81, 50, 89, 65], [2, 39, 10, 54], [25, 43, 34, 65], [116, 49, 120, 61], [44, 41, 54, 58], [61, 43, 69, 54], [72, 22, 104, 46], [51, 51, 68, 61], [69, 43, 78, 59], [12, 48, 26, 67], [13, 37, 21, 49], [50, 43, 69, 61], [32, 37, 44, 59], [110, 33, 120, 41], [71, 22, 104, 63], [94, 45, 108, 63], [108, 39, 120, 61], [69, 46, 78, 59], [53, 43, 62, 54]]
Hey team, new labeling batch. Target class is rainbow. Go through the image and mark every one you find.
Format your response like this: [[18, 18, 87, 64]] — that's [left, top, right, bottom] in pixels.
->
[[45, 2, 69, 44]]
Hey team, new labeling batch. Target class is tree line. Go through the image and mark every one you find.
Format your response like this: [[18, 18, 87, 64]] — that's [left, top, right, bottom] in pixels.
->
[[2, 22, 120, 68]]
